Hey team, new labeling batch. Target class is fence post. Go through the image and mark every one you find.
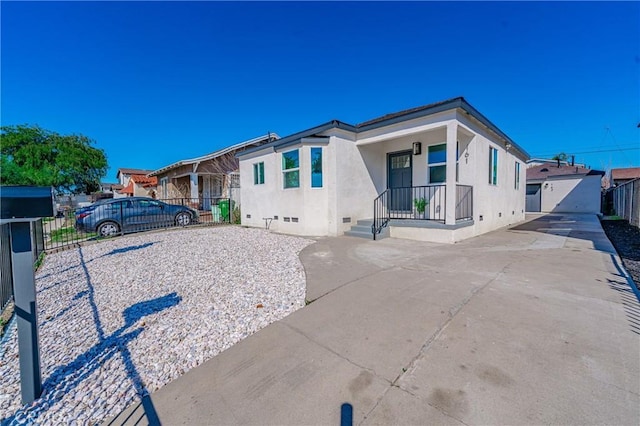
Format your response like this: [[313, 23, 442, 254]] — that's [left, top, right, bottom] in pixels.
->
[[9, 221, 43, 404]]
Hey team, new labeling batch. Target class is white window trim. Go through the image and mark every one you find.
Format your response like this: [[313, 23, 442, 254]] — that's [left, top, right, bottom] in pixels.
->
[[253, 162, 265, 185], [282, 149, 300, 189], [427, 143, 447, 185], [310, 147, 323, 189], [489, 146, 498, 186]]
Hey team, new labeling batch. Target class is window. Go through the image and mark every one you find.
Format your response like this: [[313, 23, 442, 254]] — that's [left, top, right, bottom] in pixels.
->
[[160, 177, 168, 199], [489, 146, 498, 185], [311, 148, 323, 188], [253, 162, 264, 185], [282, 149, 300, 188], [428, 144, 447, 183], [230, 173, 240, 188], [515, 161, 520, 189], [427, 143, 459, 184]]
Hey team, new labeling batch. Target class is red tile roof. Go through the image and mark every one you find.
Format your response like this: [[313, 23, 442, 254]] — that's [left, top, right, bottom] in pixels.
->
[[130, 174, 158, 188], [611, 167, 640, 181], [527, 163, 604, 180], [119, 182, 134, 195]]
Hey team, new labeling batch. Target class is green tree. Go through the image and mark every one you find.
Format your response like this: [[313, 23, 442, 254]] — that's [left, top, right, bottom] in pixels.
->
[[1, 124, 108, 194], [552, 152, 568, 162]]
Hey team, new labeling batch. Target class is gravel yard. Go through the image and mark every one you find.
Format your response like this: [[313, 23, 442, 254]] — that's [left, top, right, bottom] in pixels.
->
[[0, 226, 313, 425], [601, 218, 640, 289]]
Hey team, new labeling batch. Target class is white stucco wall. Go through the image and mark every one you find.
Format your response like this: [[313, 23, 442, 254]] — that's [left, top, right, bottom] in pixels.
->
[[458, 114, 526, 236], [538, 175, 602, 213], [239, 143, 330, 236]]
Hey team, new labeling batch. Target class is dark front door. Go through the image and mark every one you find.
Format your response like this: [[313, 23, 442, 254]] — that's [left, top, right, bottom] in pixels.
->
[[526, 184, 542, 212], [388, 151, 412, 211]]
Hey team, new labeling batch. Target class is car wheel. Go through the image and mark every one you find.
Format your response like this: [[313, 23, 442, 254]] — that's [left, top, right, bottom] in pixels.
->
[[176, 212, 192, 226], [97, 221, 120, 237]]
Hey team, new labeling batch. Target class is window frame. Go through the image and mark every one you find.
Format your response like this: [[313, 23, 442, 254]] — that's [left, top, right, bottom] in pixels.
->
[[253, 162, 265, 185], [489, 146, 498, 186], [427, 143, 459, 184], [310, 147, 323, 188], [427, 143, 447, 184], [514, 161, 520, 190], [282, 149, 300, 189]]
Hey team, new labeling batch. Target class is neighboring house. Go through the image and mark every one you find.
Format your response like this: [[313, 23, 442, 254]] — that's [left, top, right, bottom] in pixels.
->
[[237, 97, 529, 243], [526, 163, 604, 213], [118, 174, 158, 198], [149, 134, 278, 210], [526, 158, 585, 168], [115, 168, 154, 198], [610, 167, 640, 187], [116, 168, 154, 186], [99, 182, 124, 194]]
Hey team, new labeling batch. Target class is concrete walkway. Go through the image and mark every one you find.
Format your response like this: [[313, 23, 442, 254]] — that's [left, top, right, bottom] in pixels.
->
[[109, 214, 640, 425]]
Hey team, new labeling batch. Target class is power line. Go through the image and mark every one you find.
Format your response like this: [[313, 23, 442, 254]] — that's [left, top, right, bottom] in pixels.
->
[[531, 147, 639, 157]]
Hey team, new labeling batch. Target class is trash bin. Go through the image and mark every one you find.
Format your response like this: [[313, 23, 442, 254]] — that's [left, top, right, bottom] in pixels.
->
[[211, 205, 221, 222], [219, 199, 233, 222]]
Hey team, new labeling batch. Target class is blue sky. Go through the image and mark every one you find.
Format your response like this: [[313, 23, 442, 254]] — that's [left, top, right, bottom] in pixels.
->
[[2, 1, 639, 181]]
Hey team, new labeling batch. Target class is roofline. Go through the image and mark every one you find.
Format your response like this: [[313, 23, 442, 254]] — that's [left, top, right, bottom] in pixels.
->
[[236, 121, 356, 158], [236, 97, 530, 159], [150, 133, 279, 176]]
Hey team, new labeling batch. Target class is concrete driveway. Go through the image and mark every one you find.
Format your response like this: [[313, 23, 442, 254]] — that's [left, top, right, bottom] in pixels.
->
[[110, 213, 640, 425]]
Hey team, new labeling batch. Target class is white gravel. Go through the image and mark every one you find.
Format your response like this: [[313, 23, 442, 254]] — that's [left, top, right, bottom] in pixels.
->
[[0, 226, 313, 425]]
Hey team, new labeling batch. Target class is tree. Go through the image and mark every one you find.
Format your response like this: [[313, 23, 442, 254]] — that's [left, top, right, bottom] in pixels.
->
[[1, 124, 108, 194], [552, 152, 568, 162]]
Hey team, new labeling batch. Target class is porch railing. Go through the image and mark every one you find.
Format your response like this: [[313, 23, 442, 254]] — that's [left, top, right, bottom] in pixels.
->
[[372, 185, 473, 239], [455, 185, 473, 220]]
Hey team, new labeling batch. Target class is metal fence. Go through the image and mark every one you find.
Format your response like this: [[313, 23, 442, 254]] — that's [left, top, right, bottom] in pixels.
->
[[1, 220, 46, 313], [611, 178, 640, 228], [43, 197, 235, 251], [1, 223, 13, 312]]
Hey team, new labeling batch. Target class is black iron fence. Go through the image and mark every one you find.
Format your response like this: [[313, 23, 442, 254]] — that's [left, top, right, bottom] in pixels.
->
[[455, 185, 473, 220], [42, 197, 235, 251], [1, 223, 13, 312], [373, 185, 474, 239], [0, 220, 45, 313]]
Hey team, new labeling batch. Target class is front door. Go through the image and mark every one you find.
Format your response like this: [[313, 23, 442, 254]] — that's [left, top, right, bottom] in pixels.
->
[[388, 151, 412, 211], [526, 184, 542, 212]]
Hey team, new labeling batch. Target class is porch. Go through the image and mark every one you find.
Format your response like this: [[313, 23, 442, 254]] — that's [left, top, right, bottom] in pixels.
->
[[345, 184, 473, 240]]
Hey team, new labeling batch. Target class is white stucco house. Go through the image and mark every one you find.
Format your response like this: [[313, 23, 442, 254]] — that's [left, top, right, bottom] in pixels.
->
[[526, 163, 604, 214], [237, 97, 529, 243]]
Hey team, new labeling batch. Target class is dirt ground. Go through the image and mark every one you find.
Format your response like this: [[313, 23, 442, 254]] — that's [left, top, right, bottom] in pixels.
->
[[601, 218, 640, 289]]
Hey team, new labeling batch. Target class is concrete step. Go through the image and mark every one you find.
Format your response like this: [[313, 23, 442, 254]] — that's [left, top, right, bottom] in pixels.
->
[[344, 220, 389, 240], [344, 230, 374, 239]]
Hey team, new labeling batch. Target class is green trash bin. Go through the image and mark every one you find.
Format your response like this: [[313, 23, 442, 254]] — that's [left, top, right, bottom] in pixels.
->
[[211, 205, 221, 222], [219, 199, 233, 222]]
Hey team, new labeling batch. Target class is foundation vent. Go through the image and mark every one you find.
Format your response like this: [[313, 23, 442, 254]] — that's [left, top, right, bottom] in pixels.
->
[[284, 217, 290, 222], [291, 217, 299, 223], [342, 217, 351, 223]]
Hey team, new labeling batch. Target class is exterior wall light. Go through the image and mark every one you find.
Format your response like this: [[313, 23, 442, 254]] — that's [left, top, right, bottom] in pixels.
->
[[505, 142, 512, 151], [412, 142, 422, 155]]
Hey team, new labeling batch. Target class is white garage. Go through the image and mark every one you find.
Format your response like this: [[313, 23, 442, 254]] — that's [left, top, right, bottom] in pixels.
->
[[526, 163, 604, 213]]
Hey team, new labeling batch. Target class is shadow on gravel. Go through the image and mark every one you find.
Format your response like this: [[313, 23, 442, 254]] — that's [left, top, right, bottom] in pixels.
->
[[93, 242, 158, 260], [4, 247, 180, 425]]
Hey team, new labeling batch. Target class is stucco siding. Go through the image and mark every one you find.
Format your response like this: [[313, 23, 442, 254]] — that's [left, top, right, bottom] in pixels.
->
[[540, 175, 601, 213]]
